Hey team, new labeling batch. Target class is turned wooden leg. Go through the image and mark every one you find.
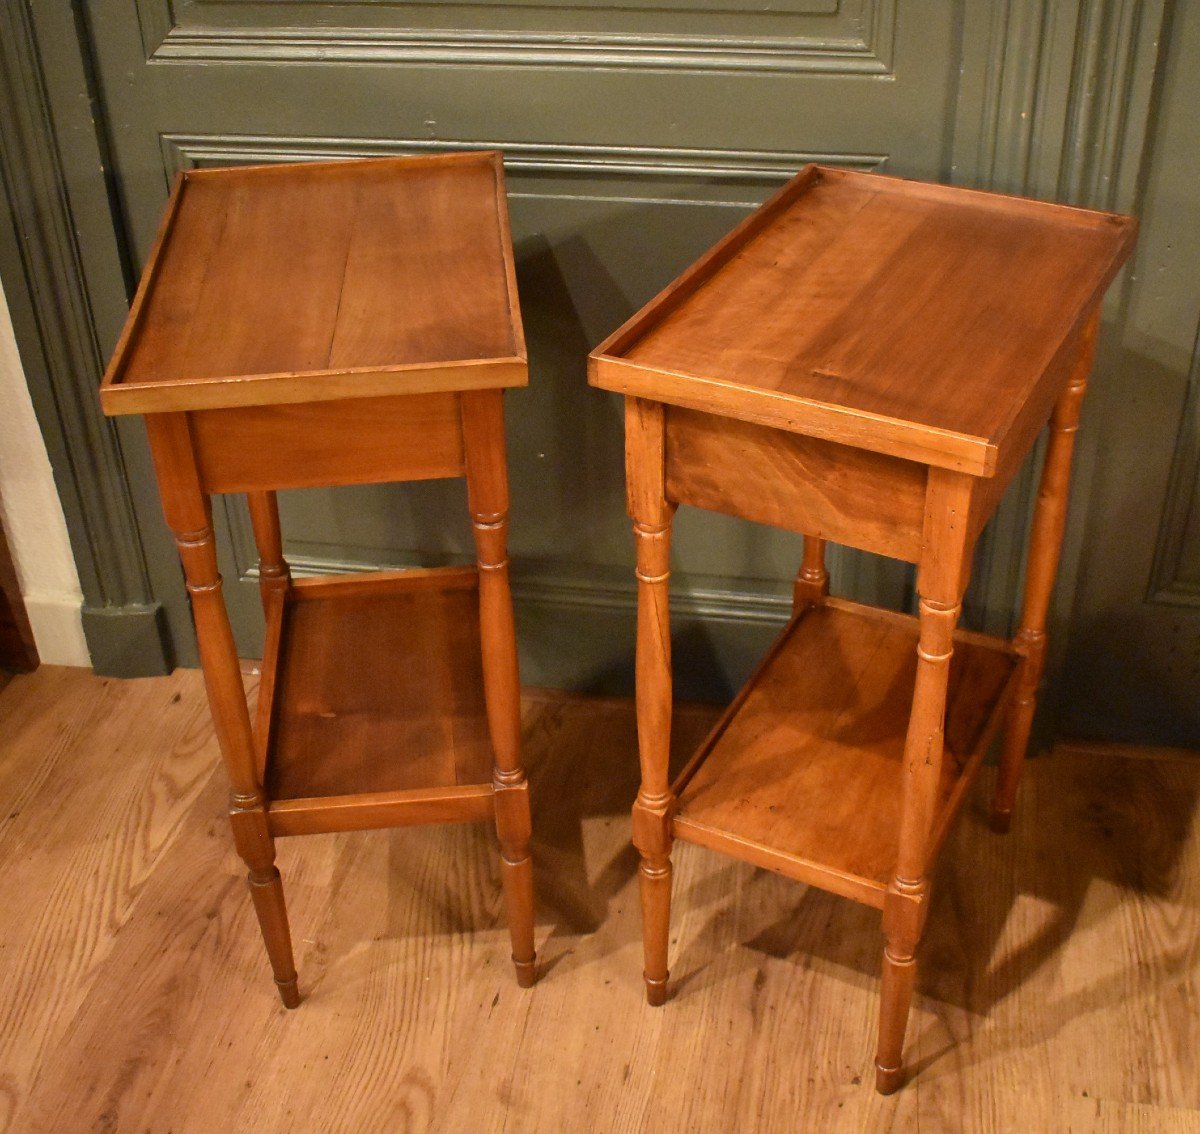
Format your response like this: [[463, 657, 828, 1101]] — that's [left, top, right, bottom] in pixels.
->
[[247, 491, 291, 611], [146, 415, 299, 1007], [463, 391, 536, 988], [626, 398, 676, 1006], [793, 535, 829, 612], [992, 314, 1097, 834], [230, 806, 300, 1008], [633, 519, 674, 1007], [876, 470, 974, 1093]]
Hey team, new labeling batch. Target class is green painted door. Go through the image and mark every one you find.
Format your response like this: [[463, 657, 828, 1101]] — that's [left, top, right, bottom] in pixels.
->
[[81, 0, 956, 694], [65, 0, 1192, 738], [1058, 0, 1200, 747]]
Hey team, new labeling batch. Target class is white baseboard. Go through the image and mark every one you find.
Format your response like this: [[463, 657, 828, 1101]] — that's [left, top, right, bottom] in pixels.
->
[[23, 594, 90, 667]]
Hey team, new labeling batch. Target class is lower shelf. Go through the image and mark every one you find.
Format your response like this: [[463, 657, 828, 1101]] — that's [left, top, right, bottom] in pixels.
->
[[672, 598, 1018, 908], [256, 567, 497, 836]]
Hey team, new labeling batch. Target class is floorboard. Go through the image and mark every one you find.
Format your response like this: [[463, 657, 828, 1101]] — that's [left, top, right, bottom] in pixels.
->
[[0, 667, 1197, 1133]]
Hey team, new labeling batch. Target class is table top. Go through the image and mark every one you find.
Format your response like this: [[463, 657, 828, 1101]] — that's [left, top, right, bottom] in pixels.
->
[[589, 166, 1136, 475], [101, 152, 526, 415]]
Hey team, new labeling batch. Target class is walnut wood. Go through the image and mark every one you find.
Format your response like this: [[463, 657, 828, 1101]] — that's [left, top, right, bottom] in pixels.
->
[[626, 397, 677, 1006], [246, 492, 290, 610], [253, 587, 286, 785], [591, 166, 1135, 475], [104, 155, 535, 1000], [875, 467, 977, 1093], [991, 312, 1098, 834], [965, 313, 1095, 543], [664, 406, 927, 561], [598, 170, 1133, 1092], [263, 571, 495, 803], [189, 392, 465, 493], [144, 412, 299, 1008], [462, 389, 536, 987], [793, 536, 830, 612], [288, 565, 475, 600], [267, 784, 495, 837], [672, 600, 1015, 907], [100, 153, 527, 415]]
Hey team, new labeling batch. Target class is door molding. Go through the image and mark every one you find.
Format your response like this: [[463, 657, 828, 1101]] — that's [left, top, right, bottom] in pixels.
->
[[0, 0, 173, 675], [954, 0, 1168, 633], [0, 0, 1173, 689], [147, 0, 895, 75]]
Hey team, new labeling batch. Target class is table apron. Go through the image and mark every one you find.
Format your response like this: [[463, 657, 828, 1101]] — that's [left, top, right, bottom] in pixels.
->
[[663, 405, 928, 562], [186, 391, 466, 494]]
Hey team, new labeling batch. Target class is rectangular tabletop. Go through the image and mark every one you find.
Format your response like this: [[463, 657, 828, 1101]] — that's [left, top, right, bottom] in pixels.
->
[[590, 166, 1136, 474], [101, 151, 526, 414]]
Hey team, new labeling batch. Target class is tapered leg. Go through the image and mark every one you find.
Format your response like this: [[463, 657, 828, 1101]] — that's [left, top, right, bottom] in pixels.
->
[[993, 314, 1099, 825], [793, 535, 829, 612], [992, 315, 1097, 833], [462, 391, 536, 988], [247, 491, 290, 611], [626, 398, 676, 1006], [146, 415, 299, 1007], [876, 469, 974, 1093]]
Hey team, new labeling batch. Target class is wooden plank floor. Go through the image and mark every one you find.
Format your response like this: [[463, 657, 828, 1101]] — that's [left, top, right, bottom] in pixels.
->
[[1, 666, 1198, 1133]]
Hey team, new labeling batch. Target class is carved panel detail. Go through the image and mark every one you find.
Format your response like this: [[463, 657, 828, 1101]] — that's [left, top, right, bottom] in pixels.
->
[[160, 133, 887, 182], [143, 0, 895, 74]]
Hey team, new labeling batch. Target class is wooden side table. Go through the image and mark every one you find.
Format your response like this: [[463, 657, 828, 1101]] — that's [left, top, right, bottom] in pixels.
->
[[589, 166, 1135, 1092], [100, 152, 537, 1003]]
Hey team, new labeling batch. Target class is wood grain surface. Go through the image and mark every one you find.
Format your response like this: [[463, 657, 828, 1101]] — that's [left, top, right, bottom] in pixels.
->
[[188, 391, 467, 493], [664, 404, 928, 562], [2, 668, 1197, 1132], [100, 153, 527, 415], [590, 166, 1135, 475], [265, 571, 493, 802], [673, 601, 1015, 906]]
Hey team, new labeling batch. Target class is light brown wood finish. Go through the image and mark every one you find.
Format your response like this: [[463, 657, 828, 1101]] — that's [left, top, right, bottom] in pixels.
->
[[4, 669, 1200, 1133], [145, 412, 300, 1008], [992, 312, 1099, 833], [664, 406, 927, 562], [793, 535, 830, 612], [673, 600, 1015, 907], [626, 397, 678, 1006], [875, 467, 975, 1094], [592, 169, 1136, 1092], [189, 392, 466, 494], [99, 153, 526, 415], [247, 491, 289, 610], [592, 166, 1135, 475], [103, 154, 536, 1000], [462, 389, 537, 987], [263, 571, 494, 805]]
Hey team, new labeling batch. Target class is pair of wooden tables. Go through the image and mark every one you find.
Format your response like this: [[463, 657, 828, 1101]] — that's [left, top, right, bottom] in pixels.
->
[[101, 152, 1134, 1092]]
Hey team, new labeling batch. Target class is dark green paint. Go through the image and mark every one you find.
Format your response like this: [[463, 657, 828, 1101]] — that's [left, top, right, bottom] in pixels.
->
[[0, 0, 1192, 739]]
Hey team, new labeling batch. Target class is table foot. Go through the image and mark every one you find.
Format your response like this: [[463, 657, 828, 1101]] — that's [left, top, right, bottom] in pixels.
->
[[513, 955, 538, 988], [275, 976, 301, 1009], [875, 1062, 904, 1095], [644, 974, 668, 1006]]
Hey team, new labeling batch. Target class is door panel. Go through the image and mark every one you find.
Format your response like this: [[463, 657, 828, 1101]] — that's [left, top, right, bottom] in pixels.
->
[[79, 0, 1192, 733], [1060, 0, 1200, 746], [84, 0, 955, 694]]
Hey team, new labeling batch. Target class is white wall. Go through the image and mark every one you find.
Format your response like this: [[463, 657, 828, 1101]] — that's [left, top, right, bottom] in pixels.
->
[[0, 279, 90, 666]]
